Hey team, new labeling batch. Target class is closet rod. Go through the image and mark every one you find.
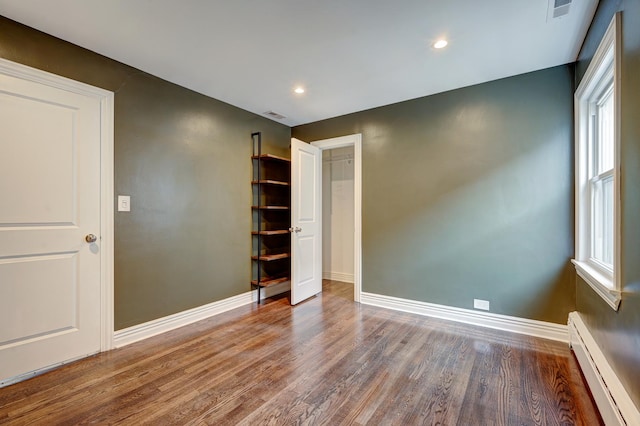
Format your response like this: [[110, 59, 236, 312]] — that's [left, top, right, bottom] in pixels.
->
[[323, 156, 353, 163]]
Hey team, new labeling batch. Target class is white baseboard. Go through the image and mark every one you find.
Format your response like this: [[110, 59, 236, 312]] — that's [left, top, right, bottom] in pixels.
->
[[114, 282, 291, 348], [322, 271, 354, 283], [115, 292, 240, 348], [568, 312, 640, 425], [360, 292, 568, 343]]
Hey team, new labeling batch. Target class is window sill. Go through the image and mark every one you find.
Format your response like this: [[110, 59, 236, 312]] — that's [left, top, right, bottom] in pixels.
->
[[572, 259, 621, 310]]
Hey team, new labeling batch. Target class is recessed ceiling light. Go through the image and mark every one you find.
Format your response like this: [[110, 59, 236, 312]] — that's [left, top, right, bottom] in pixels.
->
[[433, 39, 448, 49], [294, 87, 305, 94]]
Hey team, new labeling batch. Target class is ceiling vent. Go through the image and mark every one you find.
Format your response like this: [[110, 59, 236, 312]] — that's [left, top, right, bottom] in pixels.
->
[[263, 111, 286, 120], [548, 0, 572, 21]]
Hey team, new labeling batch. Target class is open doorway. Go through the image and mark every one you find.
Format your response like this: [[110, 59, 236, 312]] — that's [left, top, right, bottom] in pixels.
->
[[310, 134, 362, 302], [322, 146, 355, 300]]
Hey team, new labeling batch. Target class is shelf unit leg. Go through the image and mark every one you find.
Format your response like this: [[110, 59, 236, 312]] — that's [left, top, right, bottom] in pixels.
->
[[252, 132, 262, 305]]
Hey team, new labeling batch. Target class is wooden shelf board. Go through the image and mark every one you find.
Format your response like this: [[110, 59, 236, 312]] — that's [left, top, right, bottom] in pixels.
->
[[251, 276, 290, 287], [251, 253, 291, 261], [251, 180, 290, 186], [252, 229, 290, 235], [251, 205, 289, 210], [251, 154, 291, 163]]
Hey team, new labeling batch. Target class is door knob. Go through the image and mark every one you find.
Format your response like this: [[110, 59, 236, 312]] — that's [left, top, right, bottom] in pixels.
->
[[294, 227, 302, 233], [85, 234, 98, 243]]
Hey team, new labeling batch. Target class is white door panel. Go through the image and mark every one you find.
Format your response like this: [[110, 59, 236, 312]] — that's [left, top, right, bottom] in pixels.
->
[[0, 227, 81, 258], [0, 254, 78, 345], [0, 67, 102, 382], [291, 138, 322, 305], [0, 93, 76, 223], [296, 235, 316, 283], [298, 150, 317, 221]]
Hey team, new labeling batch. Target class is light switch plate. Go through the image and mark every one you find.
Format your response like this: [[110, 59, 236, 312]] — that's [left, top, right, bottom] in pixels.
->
[[118, 195, 131, 212]]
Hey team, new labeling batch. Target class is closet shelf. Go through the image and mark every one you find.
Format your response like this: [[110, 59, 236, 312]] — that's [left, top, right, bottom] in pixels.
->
[[251, 253, 291, 261], [251, 276, 290, 287], [251, 179, 290, 186], [251, 154, 291, 163], [252, 229, 290, 235]]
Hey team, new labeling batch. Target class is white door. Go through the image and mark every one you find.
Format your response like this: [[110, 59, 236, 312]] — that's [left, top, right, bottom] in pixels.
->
[[291, 138, 322, 305], [0, 65, 103, 383]]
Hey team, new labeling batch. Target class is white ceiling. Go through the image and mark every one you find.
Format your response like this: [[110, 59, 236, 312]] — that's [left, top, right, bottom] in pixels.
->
[[0, 0, 598, 126]]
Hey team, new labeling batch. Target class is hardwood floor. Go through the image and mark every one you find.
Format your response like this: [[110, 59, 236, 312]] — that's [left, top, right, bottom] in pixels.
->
[[0, 280, 602, 425]]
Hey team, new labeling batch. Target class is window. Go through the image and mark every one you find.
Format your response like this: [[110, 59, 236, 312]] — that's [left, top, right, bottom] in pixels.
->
[[590, 81, 614, 269], [573, 13, 621, 310]]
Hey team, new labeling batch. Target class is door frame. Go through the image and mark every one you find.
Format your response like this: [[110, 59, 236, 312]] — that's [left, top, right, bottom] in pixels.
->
[[311, 134, 362, 302], [0, 58, 115, 351]]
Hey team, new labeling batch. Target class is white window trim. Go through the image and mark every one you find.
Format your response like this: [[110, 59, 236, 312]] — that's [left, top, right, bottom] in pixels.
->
[[573, 12, 622, 311]]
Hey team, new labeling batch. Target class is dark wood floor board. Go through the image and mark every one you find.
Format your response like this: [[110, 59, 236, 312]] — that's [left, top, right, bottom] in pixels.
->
[[63, 330, 275, 424], [456, 340, 499, 424], [504, 342, 528, 425], [298, 317, 422, 423], [0, 280, 602, 425], [365, 328, 463, 424], [532, 344, 599, 426], [566, 357, 603, 425], [270, 309, 394, 417], [1, 319, 256, 419], [236, 313, 397, 423], [344, 328, 430, 425], [138, 287, 360, 425], [411, 330, 476, 424], [134, 315, 330, 424], [324, 367, 390, 426]]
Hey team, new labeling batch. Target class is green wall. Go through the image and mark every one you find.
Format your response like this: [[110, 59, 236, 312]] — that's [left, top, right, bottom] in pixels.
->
[[0, 16, 291, 330], [294, 65, 576, 324], [574, 0, 640, 408]]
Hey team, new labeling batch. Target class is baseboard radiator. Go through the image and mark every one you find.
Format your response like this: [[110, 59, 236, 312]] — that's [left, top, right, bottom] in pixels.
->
[[568, 312, 640, 425]]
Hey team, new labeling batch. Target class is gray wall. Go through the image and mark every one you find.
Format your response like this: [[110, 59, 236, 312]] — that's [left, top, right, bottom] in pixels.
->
[[294, 66, 576, 324], [0, 16, 291, 330], [574, 0, 640, 407]]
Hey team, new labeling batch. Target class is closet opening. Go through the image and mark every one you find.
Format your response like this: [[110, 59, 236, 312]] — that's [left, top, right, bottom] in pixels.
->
[[310, 133, 362, 303], [322, 146, 355, 301]]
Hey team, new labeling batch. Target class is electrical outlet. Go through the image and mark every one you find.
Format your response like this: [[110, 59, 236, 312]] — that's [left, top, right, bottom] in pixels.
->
[[474, 299, 490, 311]]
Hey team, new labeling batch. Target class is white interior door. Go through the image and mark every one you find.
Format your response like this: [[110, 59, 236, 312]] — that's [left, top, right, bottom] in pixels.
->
[[291, 138, 322, 305], [0, 66, 103, 383]]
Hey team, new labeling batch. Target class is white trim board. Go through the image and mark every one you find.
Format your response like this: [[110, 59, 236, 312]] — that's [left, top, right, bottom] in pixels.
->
[[114, 286, 288, 348], [360, 292, 568, 342], [114, 287, 284, 348], [568, 312, 640, 425], [322, 271, 355, 283], [99, 80, 115, 352]]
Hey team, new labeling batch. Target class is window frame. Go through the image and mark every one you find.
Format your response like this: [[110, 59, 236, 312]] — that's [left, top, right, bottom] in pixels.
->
[[573, 12, 621, 310]]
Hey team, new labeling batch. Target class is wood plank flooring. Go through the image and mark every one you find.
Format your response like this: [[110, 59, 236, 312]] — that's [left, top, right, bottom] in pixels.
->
[[0, 280, 602, 425]]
